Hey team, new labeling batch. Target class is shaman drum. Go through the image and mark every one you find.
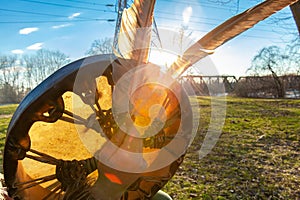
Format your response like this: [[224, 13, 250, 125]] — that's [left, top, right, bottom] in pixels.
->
[[3, 54, 193, 199]]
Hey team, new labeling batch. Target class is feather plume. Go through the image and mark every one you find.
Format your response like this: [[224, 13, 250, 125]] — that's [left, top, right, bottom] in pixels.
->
[[290, 1, 300, 34], [168, 0, 299, 77], [116, 0, 156, 64]]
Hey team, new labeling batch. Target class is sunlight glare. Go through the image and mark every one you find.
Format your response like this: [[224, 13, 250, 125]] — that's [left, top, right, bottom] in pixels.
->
[[149, 49, 178, 69], [182, 6, 193, 24]]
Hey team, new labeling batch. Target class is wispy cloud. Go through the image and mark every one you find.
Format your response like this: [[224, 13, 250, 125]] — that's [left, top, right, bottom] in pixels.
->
[[11, 49, 24, 54], [68, 12, 81, 19], [19, 27, 39, 35], [182, 6, 193, 24], [26, 43, 43, 50], [52, 23, 72, 29]]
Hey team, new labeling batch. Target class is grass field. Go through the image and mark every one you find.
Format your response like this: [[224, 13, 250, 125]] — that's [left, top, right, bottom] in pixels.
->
[[0, 98, 299, 199], [0, 104, 18, 170], [164, 97, 300, 199]]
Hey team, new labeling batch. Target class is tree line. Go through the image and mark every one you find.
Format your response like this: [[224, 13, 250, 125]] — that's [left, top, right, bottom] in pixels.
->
[[180, 37, 300, 98], [241, 37, 300, 98], [0, 38, 113, 104], [0, 50, 70, 103], [0, 36, 299, 103]]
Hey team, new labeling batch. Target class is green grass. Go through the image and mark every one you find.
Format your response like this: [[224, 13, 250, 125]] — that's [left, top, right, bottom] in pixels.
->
[[164, 97, 300, 199], [0, 104, 18, 115], [0, 99, 299, 199], [0, 104, 17, 172]]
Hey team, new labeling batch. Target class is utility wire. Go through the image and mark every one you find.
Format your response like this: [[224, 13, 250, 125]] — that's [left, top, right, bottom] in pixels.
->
[[16, 0, 290, 31], [0, 8, 94, 20], [155, 16, 278, 34], [157, 25, 284, 40], [155, 9, 225, 22], [155, 1, 294, 30], [61, 0, 114, 7], [155, 9, 280, 29], [5, 0, 293, 35], [159, 0, 251, 11], [0, 19, 115, 24], [0, 8, 277, 34], [18, 0, 116, 13]]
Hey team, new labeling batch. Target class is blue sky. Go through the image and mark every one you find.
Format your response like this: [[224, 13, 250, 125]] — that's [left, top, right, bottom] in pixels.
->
[[0, 0, 298, 76]]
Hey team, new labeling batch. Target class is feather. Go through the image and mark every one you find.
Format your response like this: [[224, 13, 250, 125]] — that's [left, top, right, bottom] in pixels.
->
[[290, 1, 300, 34], [168, 0, 299, 77], [116, 0, 156, 64]]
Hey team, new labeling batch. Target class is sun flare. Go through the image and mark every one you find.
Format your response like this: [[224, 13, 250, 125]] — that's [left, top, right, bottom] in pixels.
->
[[148, 49, 178, 68]]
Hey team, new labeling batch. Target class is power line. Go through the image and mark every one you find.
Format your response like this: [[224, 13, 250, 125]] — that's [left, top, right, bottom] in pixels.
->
[[155, 16, 278, 34], [3, 0, 292, 38], [61, 0, 114, 7], [155, 9, 279, 29], [158, 0, 289, 14], [0, 6, 226, 28], [0, 8, 273, 32], [155, 16, 217, 26], [154, 1, 294, 30], [158, 0, 252, 11], [155, 9, 223, 22], [0, 19, 115, 24], [157, 25, 284, 41], [13, 0, 291, 33], [0, 7, 115, 24], [0, 8, 93, 20], [18, 0, 116, 13]]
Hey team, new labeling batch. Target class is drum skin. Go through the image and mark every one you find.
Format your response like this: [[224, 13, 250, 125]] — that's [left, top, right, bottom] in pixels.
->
[[3, 54, 192, 200]]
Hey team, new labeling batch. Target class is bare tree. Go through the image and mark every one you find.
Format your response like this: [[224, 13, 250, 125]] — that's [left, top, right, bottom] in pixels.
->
[[0, 54, 22, 103], [287, 36, 300, 74], [0, 55, 18, 85], [22, 49, 70, 88], [86, 37, 113, 56], [286, 36, 300, 93], [247, 46, 290, 97]]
